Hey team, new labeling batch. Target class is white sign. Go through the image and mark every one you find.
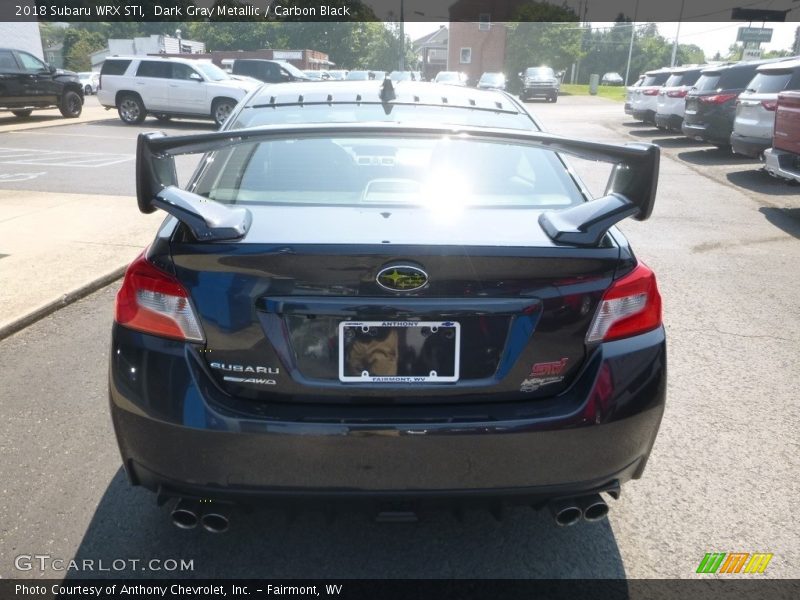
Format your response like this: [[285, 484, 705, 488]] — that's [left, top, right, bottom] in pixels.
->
[[742, 47, 764, 61], [272, 51, 302, 60]]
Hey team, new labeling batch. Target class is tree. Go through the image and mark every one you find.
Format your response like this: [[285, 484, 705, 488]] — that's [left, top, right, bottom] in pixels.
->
[[62, 28, 105, 71]]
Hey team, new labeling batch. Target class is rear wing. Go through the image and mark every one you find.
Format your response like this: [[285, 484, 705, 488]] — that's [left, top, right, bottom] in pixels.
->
[[136, 123, 659, 245]]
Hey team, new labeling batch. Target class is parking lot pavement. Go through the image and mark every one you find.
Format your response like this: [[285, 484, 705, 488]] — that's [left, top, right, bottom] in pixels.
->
[[0, 95, 798, 579], [0, 114, 210, 338]]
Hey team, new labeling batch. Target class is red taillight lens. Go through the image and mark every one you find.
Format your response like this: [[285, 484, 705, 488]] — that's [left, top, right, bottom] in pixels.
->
[[586, 263, 662, 343], [699, 93, 737, 105], [667, 89, 688, 98], [642, 88, 659, 96], [115, 252, 204, 342], [761, 100, 778, 111]]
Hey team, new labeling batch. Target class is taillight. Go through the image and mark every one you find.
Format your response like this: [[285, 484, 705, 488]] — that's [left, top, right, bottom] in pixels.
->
[[761, 100, 778, 111], [642, 88, 659, 96], [115, 252, 204, 342], [667, 89, 688, 98], [586, 263, 662, 343], [699, 93, 737, 105]]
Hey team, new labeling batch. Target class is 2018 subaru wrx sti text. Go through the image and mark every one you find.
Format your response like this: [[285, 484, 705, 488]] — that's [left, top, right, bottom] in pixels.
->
[[109, 80, 666, 530]]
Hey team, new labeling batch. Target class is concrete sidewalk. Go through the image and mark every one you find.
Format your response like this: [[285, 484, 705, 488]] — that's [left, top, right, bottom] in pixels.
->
[[0, 189, 161, 339], [0, 97, 113, 133]]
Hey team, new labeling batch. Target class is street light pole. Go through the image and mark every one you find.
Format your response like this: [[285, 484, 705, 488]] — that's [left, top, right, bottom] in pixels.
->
[[670, 0, 686, 67], [399, 0, 405, 71], [624, 0, 639, 86]]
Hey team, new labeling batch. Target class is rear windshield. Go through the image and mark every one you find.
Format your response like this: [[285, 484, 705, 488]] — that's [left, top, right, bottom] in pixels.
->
[[193, 136, 583, 210], [480, 73, 505, 84], [746, 72, 792, 94], [665, 70, 701, 87], [693, 73, 721, 92], [642, 73, 669, 86], [100, 59, 130, 76], [719, 66, 759, 89], [232, 104, 535, 130]]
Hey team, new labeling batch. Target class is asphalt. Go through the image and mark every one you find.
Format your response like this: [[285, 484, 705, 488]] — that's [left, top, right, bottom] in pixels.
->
[[0, 95, 798, 579]]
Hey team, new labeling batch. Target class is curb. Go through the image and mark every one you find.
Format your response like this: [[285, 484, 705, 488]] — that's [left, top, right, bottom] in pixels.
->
[[0, 266, 126, 341]]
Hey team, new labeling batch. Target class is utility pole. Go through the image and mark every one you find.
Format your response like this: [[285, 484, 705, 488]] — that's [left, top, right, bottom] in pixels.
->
[[670, 0, 686, 67], [399, 0, 405, 71], [624, 0, 640, 86]]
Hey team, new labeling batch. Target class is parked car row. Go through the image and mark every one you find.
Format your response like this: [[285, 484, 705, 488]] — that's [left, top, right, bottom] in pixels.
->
[[625, 57, 800, 184]]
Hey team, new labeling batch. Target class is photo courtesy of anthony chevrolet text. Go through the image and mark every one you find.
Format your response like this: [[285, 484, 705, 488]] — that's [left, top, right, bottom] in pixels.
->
[[0, 0, 798, 599]]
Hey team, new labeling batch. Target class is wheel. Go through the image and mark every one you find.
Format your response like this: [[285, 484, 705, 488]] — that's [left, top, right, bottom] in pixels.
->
[[212, 98, 236, 127], [154, 114, 172, 122], [11, 109, 32, 118], [117, 94, 146, 125], [551, 94, 558, 103], [59, 90, 82, 118], [84, 84, 92, 95]]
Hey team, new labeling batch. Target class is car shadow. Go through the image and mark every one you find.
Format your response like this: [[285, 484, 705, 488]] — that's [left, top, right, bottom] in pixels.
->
[[0, 114, 66, 126], [759, 207, 800, 240], [677, 147, 759, 167], [625, 128, 674, 138], [90, 118, 218, 131], [67, 469, 627, 579], [726, 169, 800, 197]]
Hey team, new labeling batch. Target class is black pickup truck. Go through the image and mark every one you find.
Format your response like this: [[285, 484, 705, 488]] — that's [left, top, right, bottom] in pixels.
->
[[0, 47, 83, 118]]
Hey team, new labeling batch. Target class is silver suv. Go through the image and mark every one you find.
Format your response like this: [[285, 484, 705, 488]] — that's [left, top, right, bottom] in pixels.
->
[[97, 56, 261, 127], [731, 58, 800, 158]]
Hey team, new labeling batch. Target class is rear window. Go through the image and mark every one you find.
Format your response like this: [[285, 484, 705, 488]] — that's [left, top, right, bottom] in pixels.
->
[[719, 66, 759, 89], [136, 61, 171, 78], [746, 71, 792, 94], [642, 73, 669, 86], [193, 136, 583, 210], [665, 70, 702, 87], [100, 59, 131, 76], [693, 73, 721, 92]]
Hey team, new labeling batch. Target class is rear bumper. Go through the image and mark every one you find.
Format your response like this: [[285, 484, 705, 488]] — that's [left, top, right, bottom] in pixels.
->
[[655, 113, 682, 131], [730, 132, 770, 158], [632, 109, 655, 123], [764, 147, 800, 183], [624, 102, 633, 114], [109, 325, 666, 502]]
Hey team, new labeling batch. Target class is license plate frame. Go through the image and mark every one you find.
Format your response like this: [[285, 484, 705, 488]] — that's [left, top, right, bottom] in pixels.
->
[[338, 320, 460, 383]]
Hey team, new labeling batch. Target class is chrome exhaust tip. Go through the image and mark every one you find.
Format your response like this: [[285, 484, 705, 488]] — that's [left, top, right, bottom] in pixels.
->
[[578, 494, 609, 522], [549, 498, 582, 527], [171, 499, 199, 530], [200, 512, 230, 534]]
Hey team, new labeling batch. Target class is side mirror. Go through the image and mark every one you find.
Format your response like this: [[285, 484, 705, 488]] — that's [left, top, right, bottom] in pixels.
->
[[189, 72, 202, 82], [48, 64, 57, 74]]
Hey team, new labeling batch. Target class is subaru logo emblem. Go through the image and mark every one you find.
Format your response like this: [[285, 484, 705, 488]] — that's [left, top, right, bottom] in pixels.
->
[[376, 265, 429, 292]]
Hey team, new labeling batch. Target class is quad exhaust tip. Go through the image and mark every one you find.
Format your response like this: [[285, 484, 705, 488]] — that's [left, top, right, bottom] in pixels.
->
[[170, 499, 199, 530], [549, 493, 609, 526], [170, 499, 230, 533], [201, 512, 230, 533]]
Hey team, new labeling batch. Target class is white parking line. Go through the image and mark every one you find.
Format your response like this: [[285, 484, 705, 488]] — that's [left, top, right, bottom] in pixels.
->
[[0, 146, 133, 168]]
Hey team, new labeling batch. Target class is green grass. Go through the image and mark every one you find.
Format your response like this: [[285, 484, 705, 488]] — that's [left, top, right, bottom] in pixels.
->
[[559, 84, 627, 102]]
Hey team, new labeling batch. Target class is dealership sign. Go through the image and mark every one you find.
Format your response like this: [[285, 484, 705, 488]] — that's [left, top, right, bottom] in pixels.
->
[[737, 27, 773, 44]]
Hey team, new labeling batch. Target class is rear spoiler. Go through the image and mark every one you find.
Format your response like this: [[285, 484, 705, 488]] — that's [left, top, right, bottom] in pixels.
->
[[136, 123, 659, 245]]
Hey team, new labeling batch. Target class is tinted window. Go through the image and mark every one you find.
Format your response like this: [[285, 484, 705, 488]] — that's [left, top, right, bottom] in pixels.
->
[[693, 73, 721, 92], [194, 136, 582, 210], [681, 70, 702, 86], [0, 50, 18, 71], [746, 71, 792, 94], [17, 51, 47, 73], [480, 73, 504, 84], [719, 66, 758, 89], [642, 73, 669, 86], [171, 63, 199, 80], [664, 74, 684, 87], [136, 61, 171, 78], [233, 61, 260, 78], [100, 59, 131, 76]]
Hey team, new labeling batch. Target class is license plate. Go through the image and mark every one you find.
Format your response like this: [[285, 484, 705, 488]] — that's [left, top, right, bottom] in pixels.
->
[[338, 320, 460, 383]]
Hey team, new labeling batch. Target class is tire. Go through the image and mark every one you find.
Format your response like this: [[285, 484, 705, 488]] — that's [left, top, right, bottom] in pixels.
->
[[551, 95, 558, 103], [154, 114, 172, 122], [212, 98, 236, 127], [59, 90, 83, 118], [84, 84, 92, 95], [117, 94, 146, 125], [11, 109, 32, 118]]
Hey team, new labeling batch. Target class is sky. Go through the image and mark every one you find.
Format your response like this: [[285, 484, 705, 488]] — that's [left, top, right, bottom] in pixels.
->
[[404, 21, 799, 59]]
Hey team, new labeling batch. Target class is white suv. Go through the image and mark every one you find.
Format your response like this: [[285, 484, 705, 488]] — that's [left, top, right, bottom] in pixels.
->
[[97, 56, 261, 127]]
